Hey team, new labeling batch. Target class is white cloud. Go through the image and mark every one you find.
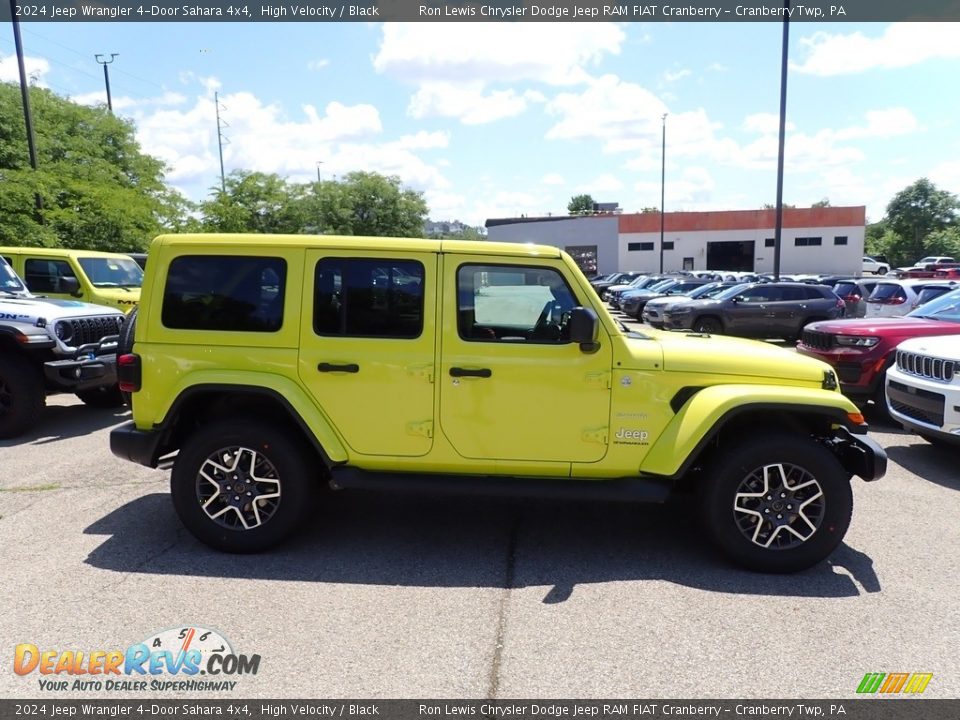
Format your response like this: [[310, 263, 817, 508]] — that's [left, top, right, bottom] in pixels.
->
[[374, 23, 625, 124], [634, 167, 716, 207], [541, 173, 565, 186], [833, 108, 919, 140], [708, 62, 728, 72], [663, 69, 691, 83], [407, 82, 544, 125], [577, 173, 624, 194], [374, 23, 625, 85], [792, 23, 960, 76], [0, 53, 50, 86], [307, 59, 330, 72], [546, 74, 669, 143]]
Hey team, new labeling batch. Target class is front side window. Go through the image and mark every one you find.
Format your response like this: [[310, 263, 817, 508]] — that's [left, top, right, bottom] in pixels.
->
[[313, 258, 424, 338], [457, 265, 579, 343], [0, 258, 25, 292], [162, 255, 286, 332]]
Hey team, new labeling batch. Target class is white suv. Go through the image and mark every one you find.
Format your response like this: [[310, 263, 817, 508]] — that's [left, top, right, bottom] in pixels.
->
[[862, 256, 889, 275], [865, 280, 954, 318], [887, 334, 960, 447]]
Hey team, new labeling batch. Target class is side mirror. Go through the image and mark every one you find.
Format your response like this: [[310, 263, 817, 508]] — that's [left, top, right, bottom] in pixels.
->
[[60, 277, 81, 296], [568, 306, 600, 352], [732, 295, 745, 303]]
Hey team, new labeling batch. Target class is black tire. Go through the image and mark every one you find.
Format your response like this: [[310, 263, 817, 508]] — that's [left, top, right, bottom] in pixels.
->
[[699, 433, 852, 573], [867, 383, 890, 422], [76, 385, 125, 408], [118, 306, 138, 406], [692, 316, 723, 334], [0, 354, 45, 439], [171, 420, 319, 553], [878, 266, 889, 275]]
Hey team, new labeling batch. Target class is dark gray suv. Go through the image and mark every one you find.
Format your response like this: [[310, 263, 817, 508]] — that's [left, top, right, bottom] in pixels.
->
[[661, 282, 846, 340]]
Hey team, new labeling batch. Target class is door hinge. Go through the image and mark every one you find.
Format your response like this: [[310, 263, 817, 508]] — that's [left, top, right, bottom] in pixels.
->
[[581, 426, 608, 444], [585, 371, 611, 389], [406, 364, 435, 383], [406, 420, 434, 438]]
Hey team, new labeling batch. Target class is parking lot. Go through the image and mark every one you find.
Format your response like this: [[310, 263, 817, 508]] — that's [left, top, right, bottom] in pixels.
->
[[2, 386, 959, 700]]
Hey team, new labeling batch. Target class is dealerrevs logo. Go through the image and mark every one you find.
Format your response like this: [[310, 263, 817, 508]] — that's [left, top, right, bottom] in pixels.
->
[[14, 626, 260, 692]]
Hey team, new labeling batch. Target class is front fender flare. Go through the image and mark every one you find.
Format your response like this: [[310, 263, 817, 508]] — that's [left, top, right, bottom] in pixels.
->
[[640, 384, 860, 478]]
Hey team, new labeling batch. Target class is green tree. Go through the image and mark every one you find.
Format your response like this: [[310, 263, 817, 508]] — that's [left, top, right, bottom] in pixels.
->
[[884, 178, 959, 263], [811, 198, 831, 208], [199, 171, 307, 233], [295, 171, 428, 237], [0, 82, 189, 251], [567, 194, 595, 215]]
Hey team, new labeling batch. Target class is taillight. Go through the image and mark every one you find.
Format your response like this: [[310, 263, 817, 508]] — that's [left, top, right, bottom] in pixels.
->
[[889, 296, 906, 304], [117, 353, 141, 393], [843, 294, 860, 303]]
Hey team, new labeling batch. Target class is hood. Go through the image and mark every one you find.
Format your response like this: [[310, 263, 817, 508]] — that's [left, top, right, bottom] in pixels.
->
[[94, 286, 141, 309], [806, 317, 960, 336], [624, 330, 831, 384], [896, 333, 960, 358], [0, 296, 123, 325]]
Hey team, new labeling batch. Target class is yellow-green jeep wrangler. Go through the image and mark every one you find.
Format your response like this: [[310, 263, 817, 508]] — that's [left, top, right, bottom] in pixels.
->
[[0, 247, 142, 312], [110, 234, 886, 572]]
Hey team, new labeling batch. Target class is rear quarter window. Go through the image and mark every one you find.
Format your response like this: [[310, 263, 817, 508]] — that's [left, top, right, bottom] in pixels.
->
[[162, 255, 286, 332], [869, 283, 906, 301]]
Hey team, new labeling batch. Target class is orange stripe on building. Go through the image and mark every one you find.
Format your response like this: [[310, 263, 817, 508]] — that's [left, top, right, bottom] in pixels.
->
[[618, 207, 866, 233]]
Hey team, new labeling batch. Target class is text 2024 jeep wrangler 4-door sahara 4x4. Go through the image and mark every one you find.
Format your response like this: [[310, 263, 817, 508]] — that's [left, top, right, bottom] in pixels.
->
[[111, 235, 886, 572]]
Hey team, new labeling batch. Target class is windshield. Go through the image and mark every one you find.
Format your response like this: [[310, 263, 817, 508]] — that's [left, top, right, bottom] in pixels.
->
[[910, 288, 960, 320], [713, 283, 752, 300], [1, 258, 26, 292], [77, 257, 144, 288], [648, 279, 677, 292]]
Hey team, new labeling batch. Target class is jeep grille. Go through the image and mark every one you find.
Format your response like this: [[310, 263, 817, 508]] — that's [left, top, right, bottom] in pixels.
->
[[896, 350, 956, 383], [60, 316, 124, 349], [801, 330, 835, 351]]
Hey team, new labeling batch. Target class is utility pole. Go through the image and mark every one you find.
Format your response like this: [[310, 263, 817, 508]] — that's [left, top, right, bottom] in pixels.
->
[[215, 91, 229, 193], [94, 53, 118, 113], [659, 113, 667, 274], [10, 0, 41, 213], [773, 0, 791, 282], [316, 161, 324, 183]]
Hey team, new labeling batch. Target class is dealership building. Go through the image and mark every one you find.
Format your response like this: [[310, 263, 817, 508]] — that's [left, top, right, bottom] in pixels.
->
[[485, 206, 866, 276]]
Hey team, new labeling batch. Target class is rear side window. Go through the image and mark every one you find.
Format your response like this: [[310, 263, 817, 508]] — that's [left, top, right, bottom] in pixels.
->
[[916, 286, 954, 306], [313, 258, 424, 338], [162, 255, 286, 332], [24, 259, 76, 294]]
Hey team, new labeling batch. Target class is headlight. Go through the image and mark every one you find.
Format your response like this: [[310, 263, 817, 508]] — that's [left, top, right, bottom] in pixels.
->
[[836, 335, 879, 347], [670, 306, 692, 314], [54, 321, 73, 343]]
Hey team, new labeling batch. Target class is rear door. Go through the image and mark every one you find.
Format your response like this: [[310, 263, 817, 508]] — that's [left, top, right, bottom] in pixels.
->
[[297, 250, 436, 457]]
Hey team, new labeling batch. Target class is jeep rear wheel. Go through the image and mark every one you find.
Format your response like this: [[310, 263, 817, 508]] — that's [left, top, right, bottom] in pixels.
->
[[0, 355, 44, 439], [700, 434, 852, 573], [171, 421, 318, 552]]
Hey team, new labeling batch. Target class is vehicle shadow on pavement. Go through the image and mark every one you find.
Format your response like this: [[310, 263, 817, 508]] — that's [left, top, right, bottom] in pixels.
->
[[0, 405, 129, 448], [884, 444, 960, 492], [83, 491, 879, 601]]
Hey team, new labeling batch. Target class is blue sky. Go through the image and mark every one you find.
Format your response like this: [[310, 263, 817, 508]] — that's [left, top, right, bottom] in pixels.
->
[[1, 20, 958, 226]]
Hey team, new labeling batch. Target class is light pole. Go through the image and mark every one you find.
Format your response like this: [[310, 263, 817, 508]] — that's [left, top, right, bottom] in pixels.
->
[[10, 0, 41, 213], [316, 161, 324, 183], [659, 113, 667, 273], [773, 0, 791, 282], [94, 53, 118, 113]]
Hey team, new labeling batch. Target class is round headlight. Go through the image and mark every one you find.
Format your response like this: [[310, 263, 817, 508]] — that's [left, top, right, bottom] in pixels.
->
[[54, 321, 73, 343]]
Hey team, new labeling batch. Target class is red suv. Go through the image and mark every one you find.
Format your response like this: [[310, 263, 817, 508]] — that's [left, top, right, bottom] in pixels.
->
[[797, 288, 960, 414]]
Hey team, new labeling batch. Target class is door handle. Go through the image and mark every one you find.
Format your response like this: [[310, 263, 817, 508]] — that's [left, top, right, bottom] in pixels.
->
[[318, 362, 360, 373], [449, 367, 492, 378]]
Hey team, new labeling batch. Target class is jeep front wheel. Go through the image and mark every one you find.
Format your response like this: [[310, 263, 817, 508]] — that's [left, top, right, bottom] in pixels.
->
[[171, 421, 318, 552], [0, 355, 45, 439], [700, 434, 852, 573]]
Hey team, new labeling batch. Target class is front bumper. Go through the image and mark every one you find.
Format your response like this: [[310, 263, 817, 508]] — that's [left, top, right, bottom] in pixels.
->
[[887, 368, 960, 444], [43, 353, 117, 391], [827, 426, 887, 482]]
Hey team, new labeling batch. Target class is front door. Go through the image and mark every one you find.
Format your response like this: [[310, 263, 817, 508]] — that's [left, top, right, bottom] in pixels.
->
[[298, 250, 436, 457], [439, 257, 612, 464]]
